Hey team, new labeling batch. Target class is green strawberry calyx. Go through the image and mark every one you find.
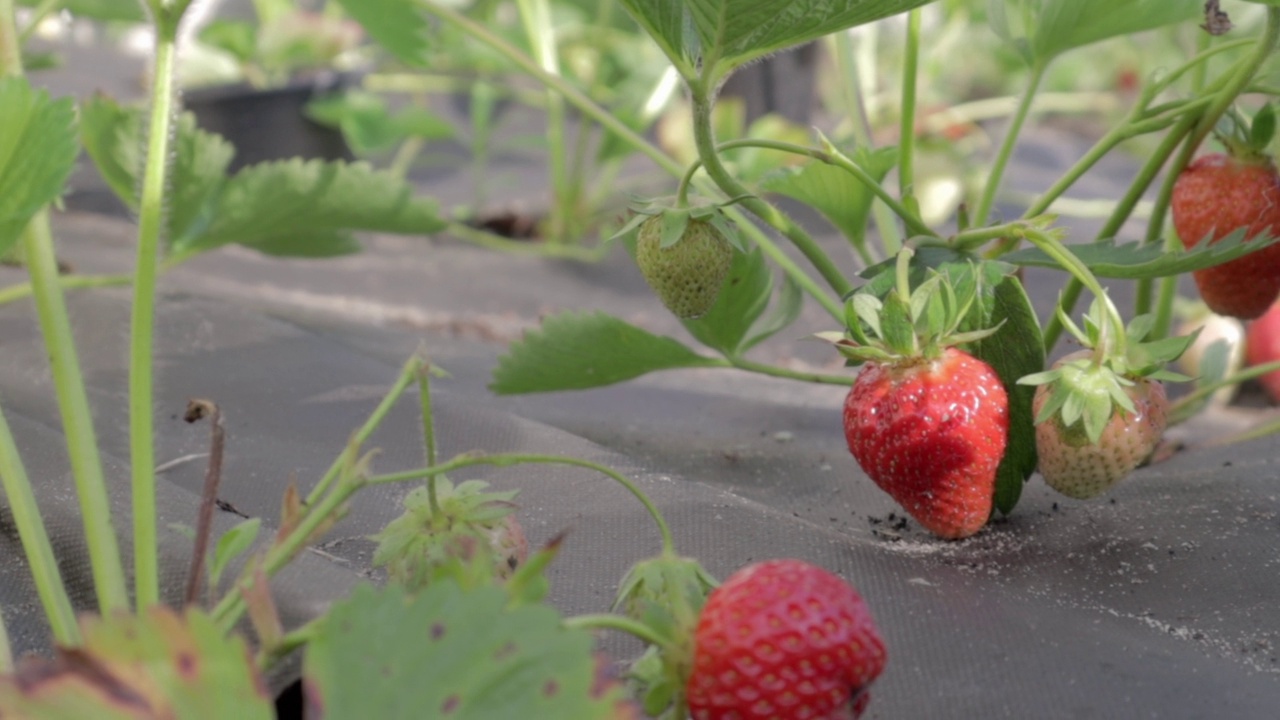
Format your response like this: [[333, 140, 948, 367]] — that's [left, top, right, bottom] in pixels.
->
[[815, 247, 1003, 365], [1018, 296, 1195, 444], [1215, 102, 1275, 162], [608, 196, 750, 253]]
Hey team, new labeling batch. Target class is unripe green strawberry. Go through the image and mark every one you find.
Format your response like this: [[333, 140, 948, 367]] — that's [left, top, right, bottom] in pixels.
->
[[635, 215, 733, 319], [1031, 351, 1169, 499]]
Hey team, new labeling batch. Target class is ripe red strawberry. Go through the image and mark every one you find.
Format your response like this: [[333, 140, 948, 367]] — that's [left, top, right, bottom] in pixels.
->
[[844, 347, 1008, 539], [685, 559, 885, 720], [1171, 152, 1280, 319], [1032, 351, 1169, 499], [1245, 298, 1280, 403]]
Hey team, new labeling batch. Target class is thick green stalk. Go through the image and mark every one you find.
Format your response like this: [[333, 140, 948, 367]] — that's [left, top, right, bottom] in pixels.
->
[[0, 2, 129, 614], [0, 403, 79, 645], [973, 60, 1047, 227], [130, 10, 186, 608], [689, 84, 852, 298], [898, 9, 921, 203]]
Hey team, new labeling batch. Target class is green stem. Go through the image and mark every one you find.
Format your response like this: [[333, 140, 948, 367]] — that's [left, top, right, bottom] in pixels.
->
[[0, 403, 79, 645], [689, 85, 852, 298], [515, 0, 570, 243], [725, 357, 854, 386], [1203, 415, 1280, 448], [416, 363, 440, 515], [387, 136, 425, 181], [0, 273, 133, 306], [1023, 228, 1125, 356], [16, 0, 60, 43], [256, 616, 321, 671], [0, 0, 129, 615], [130, 14, 187, 610], [563, 613, 668, 647], [0, 608, 10, 675], [833, 29, 900, 256], [973, 60, 1047, 227], [898, 9, 921, 203], [1185, 9, 1280, 155], [304, 355, 421, 506], [1168, 359, 1280, 423]]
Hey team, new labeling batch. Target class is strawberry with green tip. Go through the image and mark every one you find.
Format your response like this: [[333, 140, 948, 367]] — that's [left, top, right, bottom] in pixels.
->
[[822, 249, 1009, 540], [1020, 297, 1191, 499], [613, 200, 747, 319]]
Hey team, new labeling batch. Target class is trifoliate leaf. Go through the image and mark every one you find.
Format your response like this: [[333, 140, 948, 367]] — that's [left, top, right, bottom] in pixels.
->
[[490, 312, 721, 394], [303, 583, 635, 719], [0, 78, 78, 254]]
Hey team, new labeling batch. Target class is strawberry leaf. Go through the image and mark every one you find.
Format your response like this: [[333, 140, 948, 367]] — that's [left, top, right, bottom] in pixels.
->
[[0, 607, 272, 718], [992, 0, 1200, 65], [0, 78, 78, 255], [303, 582, 633, 719], [1000, 229, 1280, 278], [332, 0, 431, 68], [960, 271, 1044, 514], [759, 146, 897, 253], [614, 0, 697, 77], [740, 273, 804, 353], [209, 517, 261, 591], [491, 312, 721, 394], [683, 246, 772, 355]]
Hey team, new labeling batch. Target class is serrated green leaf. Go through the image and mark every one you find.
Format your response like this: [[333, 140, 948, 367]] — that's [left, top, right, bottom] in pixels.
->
[[686, 0, 937, 73], [0, 78, 78, 254], [168, 114, 235, 243], [682, 246, 772, 355], [996, 0, 1200, 64], [961, 273, 1043, 514], [303, 583, 632, 719], [209, 517, 261, 591], [1001, 229, 1280, 279], [308, 92, 454, 155], [0, 607, 272, 718], [333, 0, 431, 67], [200, 19, 257, 63], [615, 0, 696, 75], [760, 146, 897, 251], [173, 159, 448, 258], [851, 293, 884, 339], [491, 312, 721, 394], [1252, 103, 1277, 150], [79, 94, 143, 210]]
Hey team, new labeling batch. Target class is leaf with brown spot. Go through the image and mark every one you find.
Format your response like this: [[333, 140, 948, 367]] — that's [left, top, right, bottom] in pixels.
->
[[0, 606, 272, 719], [303, 582, 636, 718]]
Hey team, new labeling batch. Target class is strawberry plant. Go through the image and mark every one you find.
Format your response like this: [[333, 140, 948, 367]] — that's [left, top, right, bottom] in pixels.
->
[[482, 0, 1280, 542]]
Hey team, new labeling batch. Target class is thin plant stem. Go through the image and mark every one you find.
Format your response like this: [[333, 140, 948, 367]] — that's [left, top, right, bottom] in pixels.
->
[[0, 0, 129, 615], [216, 452, 674, 630], [833, 29, 900, 256], [16, 0, 60, 43], [1203, 414, 1280, 448], [563, 613, 668, 647], [0, 273, 133, 306], [304, 355, 421, 506], [726, 357, 853, 386], [129, 11, 186, 610], [1168, 359, 1280, 423], [182, 400, 225, 607], [0, 403, 80, 645], [689, 83, 852, 298], [973, 60, 1047, 227], [416, 363, 440, 514], [898, 9, 921, 203], [444, 221, 607, 261], [515, 0, 570, 243]]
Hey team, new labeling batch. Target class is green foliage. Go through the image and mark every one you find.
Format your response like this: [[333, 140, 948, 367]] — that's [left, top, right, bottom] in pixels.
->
[[0, 607, 273, 718], [990, 0, 1201, 64], [490, 312, 722, 394], [760, 146, 898, 253], [0, 78, 78, 255], [79, 96, 447, 261], [680, 246, 802, 356], [19, 0, 145, 22], [209, 518, 262, 591], [1001, 229, 1280, 279], [332, 0, 432, 68], [308, 92, 454, 155], [303, 582, 634, 719]]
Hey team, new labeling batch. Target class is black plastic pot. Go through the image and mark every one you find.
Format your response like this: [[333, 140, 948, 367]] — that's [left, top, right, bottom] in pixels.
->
[[183, 73, 356, 173]]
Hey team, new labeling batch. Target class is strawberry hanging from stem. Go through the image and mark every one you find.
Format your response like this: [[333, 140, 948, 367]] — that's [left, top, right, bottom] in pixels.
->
[[819, 248, 1009, 539]]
